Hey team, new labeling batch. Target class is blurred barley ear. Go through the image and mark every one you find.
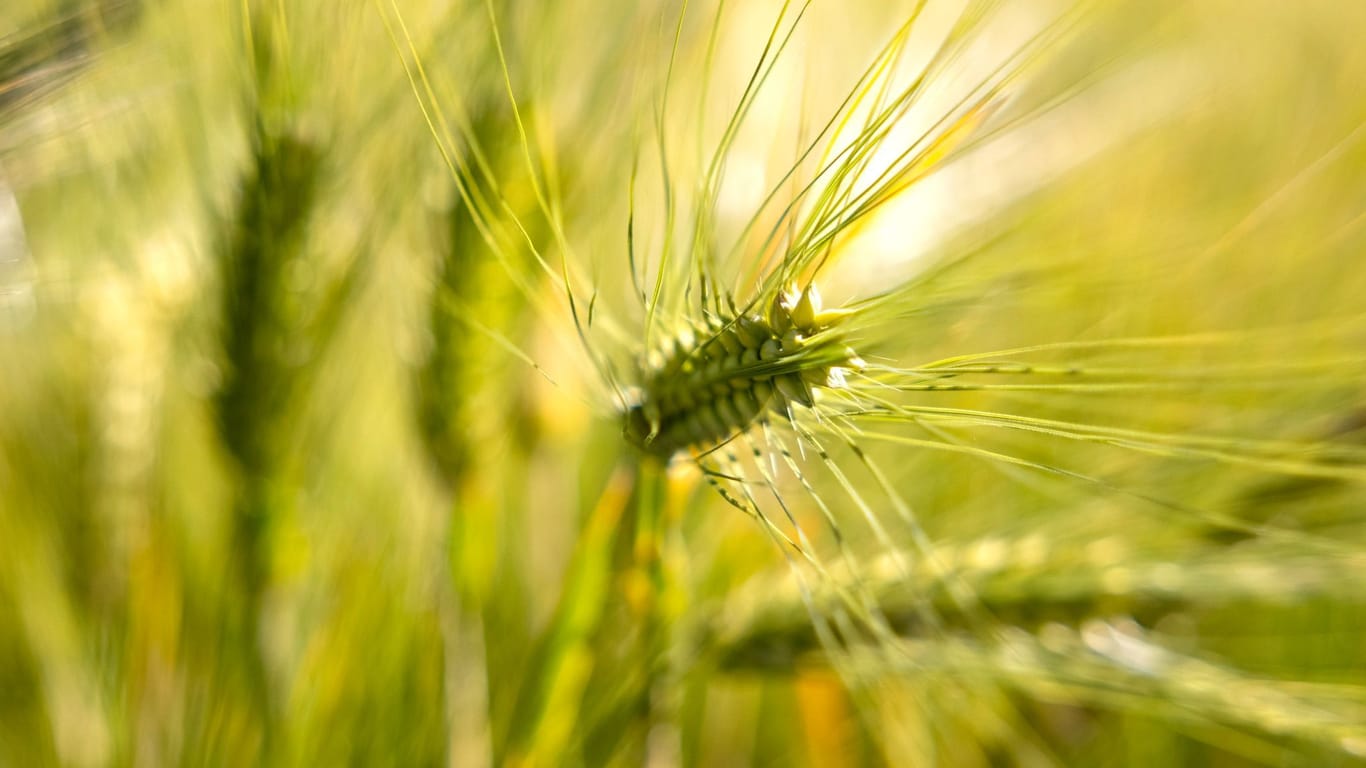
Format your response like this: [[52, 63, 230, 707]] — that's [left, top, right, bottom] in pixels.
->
[[416, 99, 544, 768], [209, 6, 370, 749], [417, 102, 540, 487], [1, 4, 148, 766], [212, 121, 324, 738]]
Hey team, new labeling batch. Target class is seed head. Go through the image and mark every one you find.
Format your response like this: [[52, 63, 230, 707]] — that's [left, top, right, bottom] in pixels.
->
[[624, 284, 863, 457]]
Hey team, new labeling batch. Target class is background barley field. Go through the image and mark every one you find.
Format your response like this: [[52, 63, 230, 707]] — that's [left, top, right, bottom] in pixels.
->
[[2, 1, 1365, 766]]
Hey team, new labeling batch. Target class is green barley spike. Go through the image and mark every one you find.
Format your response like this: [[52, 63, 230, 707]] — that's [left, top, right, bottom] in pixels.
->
[[624, 284, 865, 457]]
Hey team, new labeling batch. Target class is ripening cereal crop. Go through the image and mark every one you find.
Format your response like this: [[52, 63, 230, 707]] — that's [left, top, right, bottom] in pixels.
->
[[3, 0, 1365, 765], [391, 0, 1366, 762]]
